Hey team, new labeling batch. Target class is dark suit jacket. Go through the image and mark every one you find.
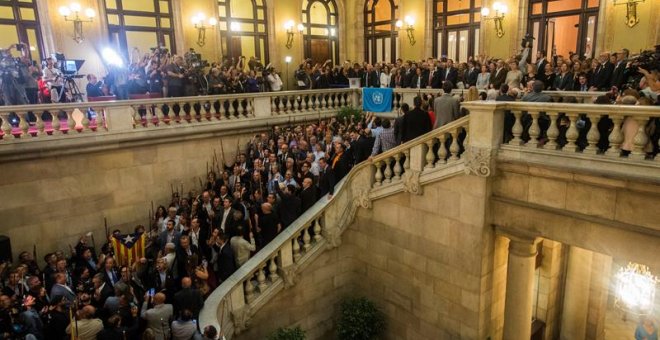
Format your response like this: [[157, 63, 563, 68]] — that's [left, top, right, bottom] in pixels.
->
[[442, 67, 458, 87], [553, 72, 574, 91], [599, 61, 614, 89], [430, 69, 443, 88], [213, 243, 237, 282], [300, 187, 318, 212], [158, 230, 181, 251], [350, 136, 372, 164], [277, 191, 302, 228], [610, 61, 627, 88], [491, 68, 507, 89], [173, 287, 205, 318], [331, 152, 352, 182], [402, 108, 433, 143], [535, 59, 548, 81], [466, 68, 479, 87], [362, 70, 379, 88], [317, 165, 336, 196], [149, 270, 177, 302], [402, 69, 414, 88], [92, 283, 114, 309]]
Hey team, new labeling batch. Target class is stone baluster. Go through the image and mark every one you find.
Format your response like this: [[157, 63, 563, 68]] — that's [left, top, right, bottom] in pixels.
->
[[246, 98, 254, 116], [322, 95, 328, 109], [373, 161, 383, 186], [463, 126, 469, 147], [96, 111, 105, 131], [331, 94, 336, 108], [393, 153, 402, 180], [302, 226, 311, 251], [606, 116, 624, 157], [425, 140, 435, 169], [244, 274, 255, 304], [155, 105, 165, 124], [403, 149, 410, 170], [630, 117, 649, 160], [145, 106, 155, 126], [449, 129, 460, 161], [313, 219, 323, 242], [287, 96, 294, 113], [18, 112, 29, 137], [51, 112, 61, 135], [544, 111, 560, 150], [509, 111, 523, 145], [131, 106, 142, 127], [79, 110, 90, 132], [257, 264, 268, 293], [292, 236, 301, 263], [66, 111, 75, 132], [436, 133, 447, 164], [34, 112, 45, 136], [527, 111, 540, 147], [564, 113, 579, 152], [268, 256, 279, 282], [1, 113, 12, 139], [315, 95, 322, 111], [271, 96, 278, 114], [509, 111, 523, 146], [383, 157, 393, 183], [583, 114, 602, 154]]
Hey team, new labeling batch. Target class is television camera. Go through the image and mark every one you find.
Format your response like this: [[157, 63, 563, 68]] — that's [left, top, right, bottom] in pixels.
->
[[184, 48, 210, 95], [51, 52, 86, 102]]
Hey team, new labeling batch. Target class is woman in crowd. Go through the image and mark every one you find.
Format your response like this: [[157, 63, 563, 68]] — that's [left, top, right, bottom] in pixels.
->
[[476, 64, 491, 90], [505, 61, 523, 90]]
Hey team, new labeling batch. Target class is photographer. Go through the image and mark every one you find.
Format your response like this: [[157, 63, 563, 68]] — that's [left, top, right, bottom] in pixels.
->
[[166, 56, 186, 97], [1, 43, 30, 106], [147, 62, 164, 95], [266, 67, 282, 91]]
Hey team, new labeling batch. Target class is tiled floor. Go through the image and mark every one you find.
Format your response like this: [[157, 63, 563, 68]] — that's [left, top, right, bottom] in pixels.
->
[[604, 307, 638, 340]]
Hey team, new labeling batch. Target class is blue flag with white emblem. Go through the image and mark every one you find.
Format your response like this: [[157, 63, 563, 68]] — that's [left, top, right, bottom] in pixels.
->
[[362, 88, 393, 112]]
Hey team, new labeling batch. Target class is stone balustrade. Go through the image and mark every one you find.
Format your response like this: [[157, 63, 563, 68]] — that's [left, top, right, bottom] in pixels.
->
[[0, 89, 358, 142]]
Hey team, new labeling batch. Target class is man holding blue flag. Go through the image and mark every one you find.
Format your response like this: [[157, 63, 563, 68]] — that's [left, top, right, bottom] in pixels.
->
[[362, 87, 393, 113]]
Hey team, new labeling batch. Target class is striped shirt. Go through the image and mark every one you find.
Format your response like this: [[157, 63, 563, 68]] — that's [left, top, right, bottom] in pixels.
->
[[371, 128, 397, 156]]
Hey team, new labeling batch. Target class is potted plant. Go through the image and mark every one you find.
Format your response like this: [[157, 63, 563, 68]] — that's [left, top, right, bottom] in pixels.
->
[[337, 297, 386, 340], [336, 106, 362, 124], [267, 326, 306, 340]]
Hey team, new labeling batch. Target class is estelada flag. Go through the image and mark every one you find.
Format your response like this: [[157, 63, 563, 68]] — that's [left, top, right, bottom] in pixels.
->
[[111, 232, 146, 267]]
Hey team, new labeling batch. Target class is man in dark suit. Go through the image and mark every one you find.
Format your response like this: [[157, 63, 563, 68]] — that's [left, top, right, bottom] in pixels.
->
[[402, 96, 433, 143], [496, 84, 516, 101], [176, 235, 200, 279], [598, 52, 615, 90], [300, 178, 318, 212], [402, 63, 415, 88], [150, 258, 176, 302], [276, 184, 302, 228], [490, 60, 507, 89], [50, 273, 76, 304], [362, 64, 379, 88], [610, 50, 629, 88], [429, 64, 443, 88], [102, 257, 120, 288], [330, 142, 352, 181], [349, 130, 373, 164], [442, 60, 458, 88], [535, 51, 548, 83], [91, 273, 114, 309], [393, 103, 408, 144], [173, 277, 204, 319], [465, 61, 479, 87], [158, 220, 181, 252], [317, 157, 336, 198]]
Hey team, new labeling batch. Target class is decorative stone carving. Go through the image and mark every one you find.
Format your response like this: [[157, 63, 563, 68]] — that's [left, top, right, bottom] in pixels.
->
[[353, 188, 372, 209], [402, 169, 423, 195], [324, 222, 344, 249], [279, 264, 299, 289], [231, 306, 251, 334], [463, 147, 493, 177]]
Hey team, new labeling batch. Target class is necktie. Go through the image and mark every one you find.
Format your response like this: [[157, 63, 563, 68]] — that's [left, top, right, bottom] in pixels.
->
[[428, 71, 433, 86]]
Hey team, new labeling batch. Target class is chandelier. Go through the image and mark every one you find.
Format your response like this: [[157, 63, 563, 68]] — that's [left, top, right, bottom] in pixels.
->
[[614, 262, 658, 316]]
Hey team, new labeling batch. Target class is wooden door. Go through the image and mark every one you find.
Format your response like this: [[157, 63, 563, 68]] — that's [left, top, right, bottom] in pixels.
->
[[310, 39, 330, 65], [230, 36, 243, 63]]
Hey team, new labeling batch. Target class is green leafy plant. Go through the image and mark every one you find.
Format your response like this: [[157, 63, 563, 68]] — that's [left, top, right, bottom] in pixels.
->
[[267, 326, 306, 340], [337, 297, 386, 340], [336, 106, 362, 123]]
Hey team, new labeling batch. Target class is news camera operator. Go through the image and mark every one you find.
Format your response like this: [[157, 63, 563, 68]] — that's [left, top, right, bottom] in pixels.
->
[[0, 43, 31, 106], [42, 56, 64, 103]]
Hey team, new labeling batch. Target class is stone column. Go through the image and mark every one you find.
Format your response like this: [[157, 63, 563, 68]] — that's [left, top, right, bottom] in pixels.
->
[[560, 246, 594, 340], [503, 235, 539, 340]]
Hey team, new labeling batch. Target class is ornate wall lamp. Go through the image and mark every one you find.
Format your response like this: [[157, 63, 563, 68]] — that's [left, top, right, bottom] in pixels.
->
[[284, 20, 304, 49], [191, 13, 217, 47], [613, 0, 645, 28], [481, 2, 508, 38], [396, 16, 416, 46], [58, 3, 96, 43]]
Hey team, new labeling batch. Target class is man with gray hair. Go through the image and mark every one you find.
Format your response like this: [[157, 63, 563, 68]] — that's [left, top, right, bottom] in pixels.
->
[[521, 80, 552, 102]]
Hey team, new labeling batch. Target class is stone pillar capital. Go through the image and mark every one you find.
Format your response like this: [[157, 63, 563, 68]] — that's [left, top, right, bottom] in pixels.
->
[[495, 226, 540, 257]]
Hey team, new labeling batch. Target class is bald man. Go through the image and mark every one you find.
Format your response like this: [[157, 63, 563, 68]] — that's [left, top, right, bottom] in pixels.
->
[[66, 305, 103, 340], [173, 277, 204, 319], [300, 177, 317, 212], [141, 292, 173, 340]]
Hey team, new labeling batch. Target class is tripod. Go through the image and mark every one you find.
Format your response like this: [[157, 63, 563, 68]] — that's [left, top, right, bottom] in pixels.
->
[[60, 76, 84, 103]]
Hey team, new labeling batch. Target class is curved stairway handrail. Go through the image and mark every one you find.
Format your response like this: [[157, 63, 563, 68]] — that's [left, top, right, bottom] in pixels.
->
[[199, 116, 472, 338]]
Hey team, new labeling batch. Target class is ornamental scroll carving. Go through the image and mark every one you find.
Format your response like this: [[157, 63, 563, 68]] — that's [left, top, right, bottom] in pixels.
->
[[463, 147, 494, 177], [402, 169, 423, 195], [353, 188, 372, 209], [231, 306, 251, 334], [279, 264, 298, 289]]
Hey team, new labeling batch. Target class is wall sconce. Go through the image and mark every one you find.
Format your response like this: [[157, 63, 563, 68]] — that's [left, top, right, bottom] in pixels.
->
[[396, 16, 416, 46], [284, 20, 304, 49], [58, 3, 95, 43], [481, 2, 508, 38], [613, 0, 645, 28], [191, 13, 217, 47]]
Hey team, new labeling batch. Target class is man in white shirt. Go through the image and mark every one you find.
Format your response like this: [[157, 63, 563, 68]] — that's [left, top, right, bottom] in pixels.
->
[[266, 67, 283, 91], [161, 207, 181, 232], [219, 198, 234, 234]]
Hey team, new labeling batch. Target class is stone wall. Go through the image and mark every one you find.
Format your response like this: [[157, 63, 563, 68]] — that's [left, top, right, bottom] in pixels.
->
[[0, 132, 254, 260]]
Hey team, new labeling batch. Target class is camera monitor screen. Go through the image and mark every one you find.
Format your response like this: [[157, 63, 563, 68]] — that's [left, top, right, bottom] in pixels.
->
[[64, 60, 77, 73]]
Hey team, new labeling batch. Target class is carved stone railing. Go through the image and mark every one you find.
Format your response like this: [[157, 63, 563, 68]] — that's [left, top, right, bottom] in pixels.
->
[[199, 116, 476, 338], [0, 89, 358, 141], [462, 101, 660, 181]]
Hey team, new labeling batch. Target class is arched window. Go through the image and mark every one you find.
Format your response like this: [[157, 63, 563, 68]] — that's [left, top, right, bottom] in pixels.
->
[[364, 0, 399, 64], [105, 0, 176, 58], [217, 0, 269, 64], [433, 0, 481, 62], [527, 0, 599, 60], [302, 0, 339, 65], [0, 0, 44, 62]]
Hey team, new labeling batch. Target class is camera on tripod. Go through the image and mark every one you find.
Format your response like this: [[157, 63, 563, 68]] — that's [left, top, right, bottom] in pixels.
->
[[150, 46, 169, 57]]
